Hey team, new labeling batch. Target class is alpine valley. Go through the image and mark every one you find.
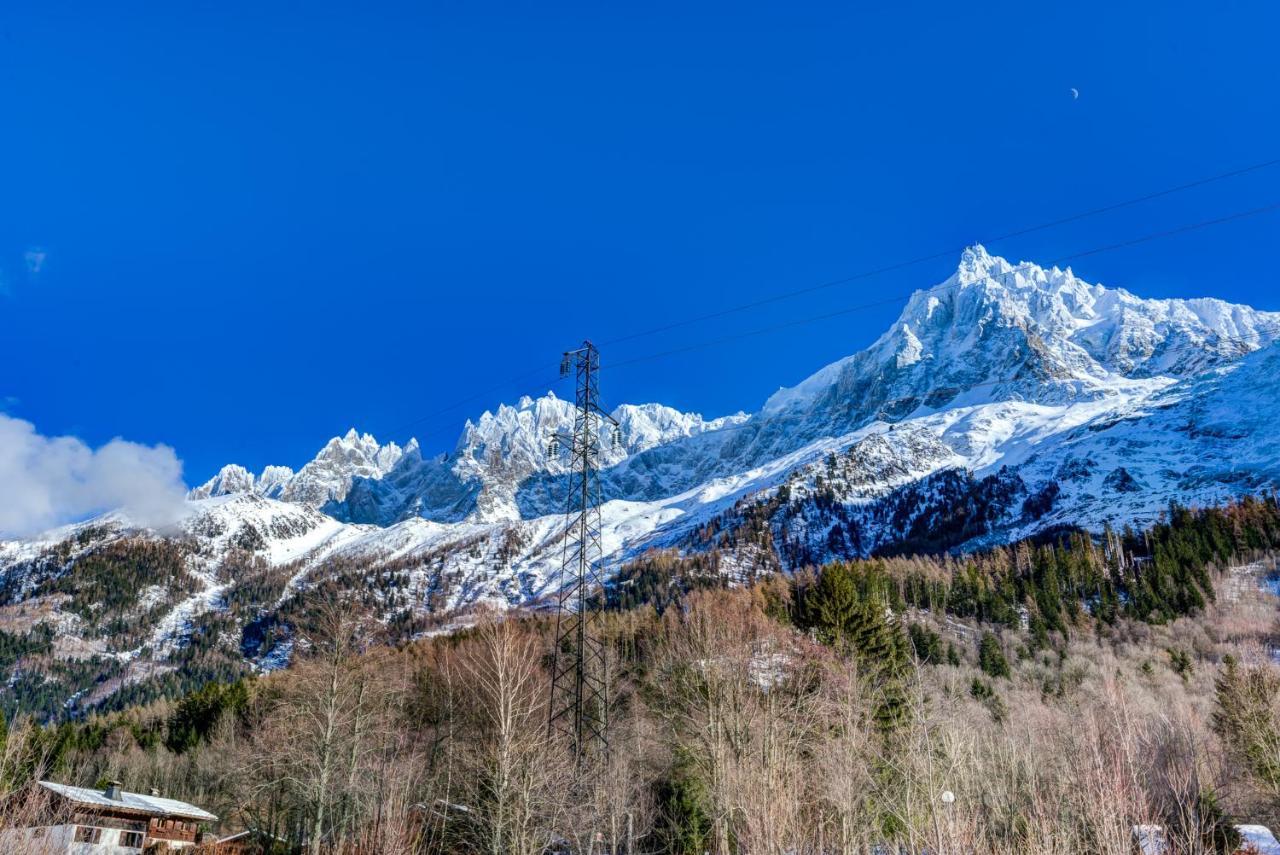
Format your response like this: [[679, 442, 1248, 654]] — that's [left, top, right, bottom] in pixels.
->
[[5, 245, 1280, 719]]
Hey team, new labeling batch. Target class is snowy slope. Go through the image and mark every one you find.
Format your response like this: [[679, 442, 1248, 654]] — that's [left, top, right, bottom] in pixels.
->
[[1008, 338, 1280, 535]]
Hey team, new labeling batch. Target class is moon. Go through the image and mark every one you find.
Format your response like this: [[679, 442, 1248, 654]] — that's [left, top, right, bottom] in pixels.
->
[[1070, 87, 1079, 100]]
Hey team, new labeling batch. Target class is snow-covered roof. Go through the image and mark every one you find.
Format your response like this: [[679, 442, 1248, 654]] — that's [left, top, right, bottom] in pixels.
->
[[39, 781, 217, 822], [1237, 824, 1280, 855]]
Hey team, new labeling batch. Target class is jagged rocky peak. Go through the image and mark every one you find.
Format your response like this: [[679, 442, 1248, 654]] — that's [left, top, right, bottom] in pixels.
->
[[189, 462, 297, 500], [189, 464, 254, 499], [446, 392, 748, 522], [192, 428, 408, 508], [454, 391, 742, 466], [925, 244, 1280, 377], [279, 428, 406, 508], [458, 392, 572, 457], [763, 245, 1280, 420], [192, 392, 749, 527], [613, 403, 750, 453], [255, 466, 294, 498], [319, 428, 404, 471]]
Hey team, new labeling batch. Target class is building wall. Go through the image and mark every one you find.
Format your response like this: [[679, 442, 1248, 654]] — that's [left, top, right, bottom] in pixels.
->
[[0, 822, 168, 853]]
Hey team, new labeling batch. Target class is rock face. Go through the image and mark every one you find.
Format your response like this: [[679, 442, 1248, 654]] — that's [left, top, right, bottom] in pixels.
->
[[6, 246, 1280, 717]]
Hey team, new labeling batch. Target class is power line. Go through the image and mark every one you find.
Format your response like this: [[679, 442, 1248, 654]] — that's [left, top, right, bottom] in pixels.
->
[[602, 333, 1279, 452], [596, 155, 1280, 348], [384, 363, 563, 438], [377, 158, 1280, 450], [595, 301, 1280, 448], [599, 201, 1280, 373], [370, 198, 1278, 459]]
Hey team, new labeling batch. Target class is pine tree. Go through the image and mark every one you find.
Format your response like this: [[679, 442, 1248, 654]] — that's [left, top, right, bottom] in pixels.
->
[[806, 564, 862, 648], [1212, 655, 1280, 799], [908, 623, 942, 664], [648, 755, 712, 855], [978, 632, 1011, 679], [804, 564, 911, 732]]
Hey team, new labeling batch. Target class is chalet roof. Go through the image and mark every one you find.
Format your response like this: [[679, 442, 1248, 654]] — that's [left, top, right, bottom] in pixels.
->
[[38, 781, 217, 823]]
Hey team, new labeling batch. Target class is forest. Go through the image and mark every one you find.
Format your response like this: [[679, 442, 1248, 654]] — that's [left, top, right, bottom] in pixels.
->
[[1, 495, 1280, 853]]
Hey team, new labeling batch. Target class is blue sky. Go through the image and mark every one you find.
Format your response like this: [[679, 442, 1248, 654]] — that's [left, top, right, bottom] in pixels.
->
[[1, 0, 1278, 485]]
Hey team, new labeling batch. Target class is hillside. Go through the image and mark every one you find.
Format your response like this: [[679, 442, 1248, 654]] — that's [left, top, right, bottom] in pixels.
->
[[4, 498, 1280, 853]]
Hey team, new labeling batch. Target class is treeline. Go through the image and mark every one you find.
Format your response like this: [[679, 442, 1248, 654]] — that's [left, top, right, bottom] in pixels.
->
[[618, 495, 1280, 637]]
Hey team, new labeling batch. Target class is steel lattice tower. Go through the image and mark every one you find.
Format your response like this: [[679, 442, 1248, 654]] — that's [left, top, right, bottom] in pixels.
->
[[547, 340, 618, 761]]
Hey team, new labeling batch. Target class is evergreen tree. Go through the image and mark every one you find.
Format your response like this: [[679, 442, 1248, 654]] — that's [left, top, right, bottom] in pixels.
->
[[648, 754, 712, 855], [978, 632, 1010, 680], [802, 564, 911, 732], [165, 679, 252, 754], [1213, 656, 1280, 799], [908, 623, 942, 664]]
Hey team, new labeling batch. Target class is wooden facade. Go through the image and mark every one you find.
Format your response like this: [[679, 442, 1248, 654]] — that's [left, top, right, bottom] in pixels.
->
[[0, 780, 217, 852]]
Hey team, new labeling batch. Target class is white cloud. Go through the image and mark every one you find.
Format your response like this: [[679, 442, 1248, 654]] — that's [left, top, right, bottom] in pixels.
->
[[0, 414, 188, 538], [24, 248, 46, 274]]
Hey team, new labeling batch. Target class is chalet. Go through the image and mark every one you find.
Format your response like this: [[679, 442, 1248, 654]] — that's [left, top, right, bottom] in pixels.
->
[[0, 779, 217, 852]]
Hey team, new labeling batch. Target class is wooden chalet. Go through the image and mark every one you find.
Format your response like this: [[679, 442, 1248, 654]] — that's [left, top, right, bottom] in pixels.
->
[[0, 779, 217, 852]]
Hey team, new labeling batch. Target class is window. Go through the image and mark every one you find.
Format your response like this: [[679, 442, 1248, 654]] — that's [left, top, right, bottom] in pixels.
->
[[74, 825, 103, 843], [120, 830, 145, 848]]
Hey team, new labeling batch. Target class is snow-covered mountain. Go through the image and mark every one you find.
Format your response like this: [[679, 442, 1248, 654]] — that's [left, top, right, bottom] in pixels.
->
[[190, 246, 1280, 531], [6, 245, 1280, 717], [760, 245, 1277, 426], [190, 428, 404, 508], [192, 397, 749, 524]]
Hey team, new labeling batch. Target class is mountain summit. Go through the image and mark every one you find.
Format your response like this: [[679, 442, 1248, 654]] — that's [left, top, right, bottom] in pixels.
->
[[761, 245, 1280, 441]]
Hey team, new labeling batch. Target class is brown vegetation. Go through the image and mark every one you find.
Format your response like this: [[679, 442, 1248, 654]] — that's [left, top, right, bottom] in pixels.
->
[[2, 556, 1280, 852]]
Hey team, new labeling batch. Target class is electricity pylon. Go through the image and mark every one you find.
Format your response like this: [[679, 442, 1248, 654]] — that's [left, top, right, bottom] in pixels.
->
[[546, 340, 619, 762]]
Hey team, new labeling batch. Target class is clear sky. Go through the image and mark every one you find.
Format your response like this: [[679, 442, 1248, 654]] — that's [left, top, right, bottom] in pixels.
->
[[2, 0, 1278, 486]]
